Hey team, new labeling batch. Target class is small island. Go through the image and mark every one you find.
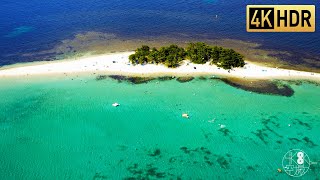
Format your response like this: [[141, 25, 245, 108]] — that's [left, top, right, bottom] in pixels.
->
[[0, 45, 319, 83], [129, 42, 245, 69]]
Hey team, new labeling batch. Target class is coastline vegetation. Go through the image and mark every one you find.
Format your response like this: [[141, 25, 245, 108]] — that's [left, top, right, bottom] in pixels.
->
[[129, 42, 245, 69]]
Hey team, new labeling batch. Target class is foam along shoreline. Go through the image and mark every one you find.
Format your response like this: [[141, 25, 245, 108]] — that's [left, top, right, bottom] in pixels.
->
[[0, 51, 319, 81]]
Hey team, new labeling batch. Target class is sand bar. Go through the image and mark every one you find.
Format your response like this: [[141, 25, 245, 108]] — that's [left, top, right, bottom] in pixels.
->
[[0, 52, 319, 81]]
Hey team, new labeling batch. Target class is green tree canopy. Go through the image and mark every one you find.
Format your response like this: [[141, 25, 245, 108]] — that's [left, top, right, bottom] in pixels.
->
[[129, 45, 150, 64], [158, 45, 186, 67], [186, 42, 213, 64], [216, 49, 245, 69], [129, 43, 245, 69]]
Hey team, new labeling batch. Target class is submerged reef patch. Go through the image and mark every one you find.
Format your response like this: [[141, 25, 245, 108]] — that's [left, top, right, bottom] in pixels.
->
[[302, 137, 318, 148], [291, 118, 312, 130], [218, 128, 231, 136], [148, 149, 161, 157], [108, 75, 127, 82], [247, 165, 260, 171], [126, 77, 156, 84], [179, 146, 231, 169], [93, 173, 108, 180], [251, 116, 285, 144], [125, 163, 167, 179], [96, 75, 108, 80], [218, 128, 234, 142], [176, 76, 194, 83], [179, 146, 212, 155], [157, 76, 175, 81], [221, 78, 294, 97], [108, 75, 155, 84], [252, 129, 269, 144], [288, 137, 318, 148], [216, 155, 231, 169], [198, 76, 207, 80], [122, 145, 264, 178]]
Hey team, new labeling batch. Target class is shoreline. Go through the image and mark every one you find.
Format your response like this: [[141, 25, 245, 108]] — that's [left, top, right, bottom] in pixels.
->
[[0, 51, 320, 82]]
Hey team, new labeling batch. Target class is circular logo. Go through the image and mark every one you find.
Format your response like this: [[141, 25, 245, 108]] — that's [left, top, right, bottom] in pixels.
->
[[282, 149, 310, 177]]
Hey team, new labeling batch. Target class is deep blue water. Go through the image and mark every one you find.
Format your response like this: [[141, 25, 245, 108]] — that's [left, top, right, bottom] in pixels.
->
[[0, 0, 319, 65]]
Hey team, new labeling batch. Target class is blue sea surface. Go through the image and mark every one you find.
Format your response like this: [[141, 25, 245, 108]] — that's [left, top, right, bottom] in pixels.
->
[[0, 0, 319, 65]]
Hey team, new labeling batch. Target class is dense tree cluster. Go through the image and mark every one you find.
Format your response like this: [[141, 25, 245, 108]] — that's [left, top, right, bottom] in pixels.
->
[[129, 42, 245, 69], [129, 45, 186, 68]]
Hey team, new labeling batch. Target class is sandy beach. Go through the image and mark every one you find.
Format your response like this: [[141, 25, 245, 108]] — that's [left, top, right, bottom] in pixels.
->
[[0, 51, 319, 81]]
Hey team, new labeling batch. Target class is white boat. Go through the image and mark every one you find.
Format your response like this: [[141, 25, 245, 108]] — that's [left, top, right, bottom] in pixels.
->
[[182, 113, 189, 118], [112, 103, 120, 107]]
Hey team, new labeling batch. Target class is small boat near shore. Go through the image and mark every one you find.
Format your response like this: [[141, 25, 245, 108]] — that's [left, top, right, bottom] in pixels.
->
[[112, 103, 120, 107], [182, 113, 189, 118]]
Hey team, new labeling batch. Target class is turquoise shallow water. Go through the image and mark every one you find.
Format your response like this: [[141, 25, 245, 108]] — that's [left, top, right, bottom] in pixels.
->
[[0, 76, 319, 179]]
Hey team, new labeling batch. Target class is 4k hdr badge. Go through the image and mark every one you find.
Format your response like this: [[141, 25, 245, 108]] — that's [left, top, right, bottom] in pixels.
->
[[247, 5, 315, 32]]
